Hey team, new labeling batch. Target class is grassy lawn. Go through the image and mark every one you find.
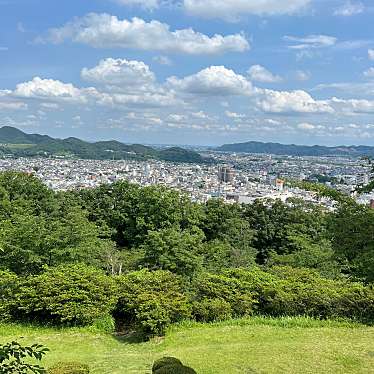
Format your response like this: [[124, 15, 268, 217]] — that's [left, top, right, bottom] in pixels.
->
[[1, 317, 373, 374]]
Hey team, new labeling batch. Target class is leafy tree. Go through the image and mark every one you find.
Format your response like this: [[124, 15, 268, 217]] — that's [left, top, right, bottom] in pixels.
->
[[75, 181, 203, 248], [244, 198, 330, 264], [0, 206, 112, 275], [201, 199, 257, 267], [269, 235, 343, 279], [0, 171, 55, 215], [0, 341, 49, 374], [141, 227, 204, 277], [329, 202, 374, 282]]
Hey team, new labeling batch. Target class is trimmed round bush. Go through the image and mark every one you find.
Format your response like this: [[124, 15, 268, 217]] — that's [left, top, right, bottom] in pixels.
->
[[48, 362, 90, 374], [14, 264, 119, 325], [152, 357, 197, 374], [154, 365, 197, 374], [152, 357, 183, 372]]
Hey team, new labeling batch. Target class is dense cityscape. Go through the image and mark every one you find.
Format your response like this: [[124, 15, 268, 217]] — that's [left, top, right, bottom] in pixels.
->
[[1, 151, 373, 209]]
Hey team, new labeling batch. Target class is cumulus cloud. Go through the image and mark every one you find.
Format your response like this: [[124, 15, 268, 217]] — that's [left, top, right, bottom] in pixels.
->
[[8, 75, 174, 110], [256, 89, 334, 114], [40, 13, 249, 55], [81, 58, 156, 89], [284, 34, 337, 49], [364, 68, 374, 79], [13, 77, 89, 103], [167, 66, 254, 96], [248, 65, 282, 83], [369, 49, 374, 60], [334, 1, 364, 16], [331, 97, 374, 113], [184, 0, 311, 21]]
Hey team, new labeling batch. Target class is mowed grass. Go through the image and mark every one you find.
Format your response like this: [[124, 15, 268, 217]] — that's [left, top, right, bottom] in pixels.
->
[[1, 317, 374, 374]]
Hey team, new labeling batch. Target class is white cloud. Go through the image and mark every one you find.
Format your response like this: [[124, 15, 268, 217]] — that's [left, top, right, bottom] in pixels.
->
[[184, 0, 311, 21], [81, 58, 155, 89], [369, 49, 374, 60], [167, 66, 253, 96], [40, 102, 60, 109], [168, 114, 187, 123], [41, 13, 249, 55], [113, 0, 161, 9], [256, 89, 334, 114], [248, 65, 282, 83], [364, 67, 374, 78], [284, 34, 337, 50], [313, 81, 374, 96], [334, 1, 364, 16], [191, 111, 211, 119], [153, 56, 173, 65], [295, 70, 311, 81], [330, 97, 374, 113], [0, 102, 28, 110], [225, 110, 246, 118], [297, 122, 315, 130], [265, 118, 282, 125], [13, 77, 88, 103]]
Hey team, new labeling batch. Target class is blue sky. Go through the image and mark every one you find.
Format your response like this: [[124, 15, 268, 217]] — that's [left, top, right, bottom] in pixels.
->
[[1, 0, 374, 146]]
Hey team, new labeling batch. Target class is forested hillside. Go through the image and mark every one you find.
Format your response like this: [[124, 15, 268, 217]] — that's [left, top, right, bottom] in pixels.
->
[[1, 171, 374, 340], [0, 126, 209, 163], [217, 140, 374, 157]]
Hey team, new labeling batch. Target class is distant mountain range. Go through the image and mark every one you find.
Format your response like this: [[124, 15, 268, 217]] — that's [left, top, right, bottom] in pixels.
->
[[0, 126, 208, 163], [217, 141, 374, 157]]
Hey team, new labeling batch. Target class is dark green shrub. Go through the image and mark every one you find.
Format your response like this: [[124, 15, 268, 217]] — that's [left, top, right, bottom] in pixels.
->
[[152, 357, 197, 374], [192, 298, 232, 322], [228, 266, 374, 322], [192, 272, 256, 319], [154, 365, 197, 374], [14, 264, 118, 325], [152, 357, 183, 372], [264, 266, 374, 320], [0, 271, 18, 322], [116, 270, 191, 336], [48, 362, 90, 374]]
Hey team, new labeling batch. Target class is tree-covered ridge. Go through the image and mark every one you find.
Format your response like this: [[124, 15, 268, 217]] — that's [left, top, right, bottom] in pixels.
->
[[217, 140, 374, 157], [1, 171, 374, 339], [0, 126, 209, 163]]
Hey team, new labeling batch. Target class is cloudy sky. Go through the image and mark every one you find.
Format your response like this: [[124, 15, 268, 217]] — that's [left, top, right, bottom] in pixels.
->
[[1, 0, 374, 146]]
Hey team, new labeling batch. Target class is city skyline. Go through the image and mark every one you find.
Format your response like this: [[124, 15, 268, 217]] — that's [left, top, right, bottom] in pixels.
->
[[1, 0, 374, 146]]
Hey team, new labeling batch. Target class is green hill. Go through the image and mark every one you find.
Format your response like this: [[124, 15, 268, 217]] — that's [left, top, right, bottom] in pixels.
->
[[0, 126, 208, 163], [217, 140, 374, 157]]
